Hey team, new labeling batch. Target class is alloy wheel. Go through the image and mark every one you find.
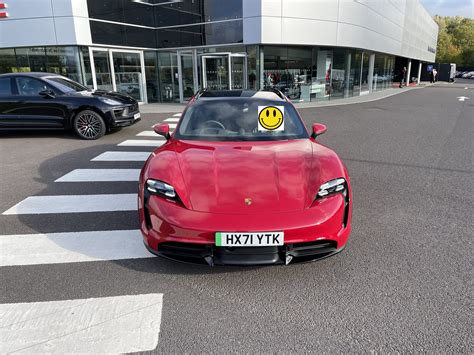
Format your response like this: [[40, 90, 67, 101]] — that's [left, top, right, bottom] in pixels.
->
[[75, 113, 103, 139]]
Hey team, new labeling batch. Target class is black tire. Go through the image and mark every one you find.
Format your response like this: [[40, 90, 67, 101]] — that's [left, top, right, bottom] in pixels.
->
[[73, 110, 106, 140]]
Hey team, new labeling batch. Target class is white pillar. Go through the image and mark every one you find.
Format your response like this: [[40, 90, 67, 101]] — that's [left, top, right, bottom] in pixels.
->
[[406, 59, 412, 87], [344, 52, 351, 98], [417, 61, 422, 85], [368, 53, 375, 92], [259, 47, 264, 89]]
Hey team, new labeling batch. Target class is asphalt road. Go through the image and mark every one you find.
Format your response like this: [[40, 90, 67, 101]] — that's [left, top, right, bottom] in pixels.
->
[[1, 82, 472, 353]]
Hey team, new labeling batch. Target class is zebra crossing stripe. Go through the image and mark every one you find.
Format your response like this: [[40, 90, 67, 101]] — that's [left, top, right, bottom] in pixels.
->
[[118, 140, 165, 147], [0, 294, 163, 353], [2, 194, 136, 215], [91, 151, 151, 161], [136, 131, 160, 137], [173, 113, 181, 117], [0, 229, 151, 266], [164, 117, 179, 122], [153, 123, 177, 129], [55, 169, 141, 182]]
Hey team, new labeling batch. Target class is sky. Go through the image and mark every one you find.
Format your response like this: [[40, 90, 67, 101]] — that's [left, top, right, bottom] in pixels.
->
[[420, 0, 474, 18]]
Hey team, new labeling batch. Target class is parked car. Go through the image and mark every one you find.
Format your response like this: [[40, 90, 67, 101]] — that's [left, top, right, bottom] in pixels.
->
[[138, 89, 352, 266], [462, 71, 474, 79], [0, 72, 141, 139]]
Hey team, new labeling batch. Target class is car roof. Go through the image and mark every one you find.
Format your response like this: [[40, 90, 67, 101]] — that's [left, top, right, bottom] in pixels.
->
[[196, 89, 287, 102], [0, 72, 62, 78]]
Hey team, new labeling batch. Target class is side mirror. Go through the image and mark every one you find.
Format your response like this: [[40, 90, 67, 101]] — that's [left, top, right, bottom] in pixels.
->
[[39, 89, 55, 99], [311, 123, 327, 138], [153, 123, 170, 139]]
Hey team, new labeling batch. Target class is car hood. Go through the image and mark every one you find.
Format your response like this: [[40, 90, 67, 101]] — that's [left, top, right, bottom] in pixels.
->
[[173, 139, 320, 214], [68, 90, 137, 105]]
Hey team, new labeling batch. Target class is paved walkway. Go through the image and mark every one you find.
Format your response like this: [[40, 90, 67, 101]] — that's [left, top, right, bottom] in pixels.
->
[[140, 82, 433, 113]]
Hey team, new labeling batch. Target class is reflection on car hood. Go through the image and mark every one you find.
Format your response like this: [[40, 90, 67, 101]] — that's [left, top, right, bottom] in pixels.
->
[[174, 139, 319, 214], [68, 90, 137, 104]]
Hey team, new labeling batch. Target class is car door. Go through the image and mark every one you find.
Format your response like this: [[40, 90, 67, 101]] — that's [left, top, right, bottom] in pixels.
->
[[13, 76, 68, 128], [0, 77, 19, 127]]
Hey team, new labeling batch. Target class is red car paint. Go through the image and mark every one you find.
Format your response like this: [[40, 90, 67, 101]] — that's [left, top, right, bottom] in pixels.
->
[[138, 93, 352, 265]]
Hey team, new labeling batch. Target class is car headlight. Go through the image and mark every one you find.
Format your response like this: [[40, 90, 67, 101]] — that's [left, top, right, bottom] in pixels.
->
[[317, 178, 346, 198], [146, 179, 176, 199], [98, 97, 123, 105]]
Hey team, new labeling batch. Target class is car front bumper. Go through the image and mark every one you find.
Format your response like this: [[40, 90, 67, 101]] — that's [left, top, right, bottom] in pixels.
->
[[106, 106, 141, 128], [139, 190, 352, 266]]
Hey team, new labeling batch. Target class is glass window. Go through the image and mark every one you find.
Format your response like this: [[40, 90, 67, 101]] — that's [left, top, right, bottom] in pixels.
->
[[157, 52, 179, 102], [87, 0, 242, 28], [373, 54, 387, 91], [113, 52, 144, 101], [176, 98, 308, 141], [79, 47, 93, 87], [156, 20, 243, 48], [360, 52, 370, 93], [0, 78, 12, 96], [45, 47, 82, 83], [156, 0, 242, 27], [0, 49, 16, 73], [263, 46, 312, 101], [246, 45, 258, 90], [45, 77, 89, 93], [90, 21, 126, 47], [87, 0, 124, 23], [15, 77, 50, 96], [145, 51, 160, 103], [15, 47, 47, 72], [330, 48, 347, 99], [352, 50, 362, 95]]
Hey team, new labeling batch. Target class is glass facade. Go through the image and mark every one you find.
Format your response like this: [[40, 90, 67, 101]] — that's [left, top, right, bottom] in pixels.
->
[[0, 46, 88, 85], [87, 0, 243, 49], [261, 46, 394, 102], [0, 1, 397, 104]]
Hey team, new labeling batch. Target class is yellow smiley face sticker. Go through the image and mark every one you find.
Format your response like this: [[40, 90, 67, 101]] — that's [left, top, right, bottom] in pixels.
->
[[258, 106, 285, 131]]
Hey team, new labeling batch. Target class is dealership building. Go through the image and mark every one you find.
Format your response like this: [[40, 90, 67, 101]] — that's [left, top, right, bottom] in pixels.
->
[[0, 0, 438, 104]]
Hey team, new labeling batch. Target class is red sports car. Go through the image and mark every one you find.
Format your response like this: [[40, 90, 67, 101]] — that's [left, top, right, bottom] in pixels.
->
[[138, 90, 352, 266]]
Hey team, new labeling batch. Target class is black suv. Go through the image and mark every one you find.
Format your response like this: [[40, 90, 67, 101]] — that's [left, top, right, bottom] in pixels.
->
[[0, 72, 141, 140]]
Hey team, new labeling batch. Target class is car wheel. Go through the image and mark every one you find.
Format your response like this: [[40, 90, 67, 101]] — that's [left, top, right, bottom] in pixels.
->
[[73, 110, 106, 140]]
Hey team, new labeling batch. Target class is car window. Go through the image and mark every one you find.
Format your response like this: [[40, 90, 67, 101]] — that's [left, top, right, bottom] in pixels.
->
[[175, 98, 309, 141], [45, 77, 89, 93], [0, 78, 12, 96], [15, 77, 50, 96]]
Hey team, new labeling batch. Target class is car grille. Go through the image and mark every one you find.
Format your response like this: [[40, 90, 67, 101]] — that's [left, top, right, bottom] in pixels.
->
[[155, 240, 339, 266]]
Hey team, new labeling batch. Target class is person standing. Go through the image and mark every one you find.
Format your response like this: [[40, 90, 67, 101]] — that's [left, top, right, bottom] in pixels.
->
[[432, 68, 438, 83], [399, 67, 407, 88]]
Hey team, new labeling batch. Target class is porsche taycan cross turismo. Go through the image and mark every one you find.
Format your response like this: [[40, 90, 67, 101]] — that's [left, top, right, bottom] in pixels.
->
[[138, 89, 352, 266]]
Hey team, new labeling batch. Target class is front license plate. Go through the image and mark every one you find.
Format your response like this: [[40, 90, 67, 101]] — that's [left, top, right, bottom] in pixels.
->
[[134, 113, 141, 120], [216, 232, 284, 247]]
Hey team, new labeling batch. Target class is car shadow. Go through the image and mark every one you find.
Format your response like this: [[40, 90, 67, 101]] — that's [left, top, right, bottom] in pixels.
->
[[0, 129, 80, 140], [14, 144, 257, 275], [0, 127, 123, 140]]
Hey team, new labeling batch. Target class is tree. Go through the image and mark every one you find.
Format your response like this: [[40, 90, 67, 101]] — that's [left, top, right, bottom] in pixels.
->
[[433, 16, 474, 66]]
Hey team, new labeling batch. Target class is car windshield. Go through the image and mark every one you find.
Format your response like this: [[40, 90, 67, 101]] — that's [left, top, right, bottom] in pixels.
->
[[175, 98, 308, 141], [46, 77, 89, 93]]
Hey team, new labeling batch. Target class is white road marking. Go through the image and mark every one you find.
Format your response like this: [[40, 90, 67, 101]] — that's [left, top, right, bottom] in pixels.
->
[[136, 131, 160, 137], [153, 123, 176, 129], [0, 229, 151, 266], [164, 117, 179, 122], [55, 169, 141, 182], [173, 113, 182, 117], [457, 96, 470, 102], [91, 151, 151, 162], [118, 140, 165, 147], [0, 293, 163, 354], [2, 194, 136, 215], [0, 230, 151, 266]]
